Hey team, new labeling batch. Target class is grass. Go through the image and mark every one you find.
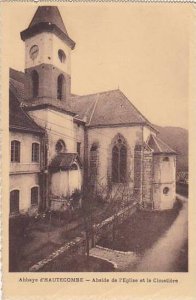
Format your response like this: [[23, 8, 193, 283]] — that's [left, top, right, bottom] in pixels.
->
[[98, 199, 182, 254], [38, 254, 114, 272]]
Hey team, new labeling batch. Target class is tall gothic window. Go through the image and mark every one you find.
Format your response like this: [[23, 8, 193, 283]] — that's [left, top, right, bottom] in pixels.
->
[[57, 74, 65, 100], [112, 136, 127, 183], [89, 143, 99, 184], [32, 70, 39, 98]]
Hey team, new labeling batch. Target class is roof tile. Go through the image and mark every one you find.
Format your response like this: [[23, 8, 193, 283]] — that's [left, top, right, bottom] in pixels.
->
[[70, 89, 156, 129]]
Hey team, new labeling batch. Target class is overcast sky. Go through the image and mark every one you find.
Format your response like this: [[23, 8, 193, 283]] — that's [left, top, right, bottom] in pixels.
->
[[6, 3, 190, 129]]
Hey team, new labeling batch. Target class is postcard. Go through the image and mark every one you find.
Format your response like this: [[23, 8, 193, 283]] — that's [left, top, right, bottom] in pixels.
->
[[1, 1, 196, 299]]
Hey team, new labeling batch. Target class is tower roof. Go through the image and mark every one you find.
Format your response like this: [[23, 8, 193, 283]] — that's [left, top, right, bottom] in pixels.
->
[[147, 134, 176, 155], [21, 6, 75, 49], [29, 6, 68, 35]]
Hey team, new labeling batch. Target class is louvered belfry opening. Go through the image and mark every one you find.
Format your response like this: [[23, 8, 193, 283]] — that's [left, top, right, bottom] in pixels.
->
[[32, 70, 39, 98]]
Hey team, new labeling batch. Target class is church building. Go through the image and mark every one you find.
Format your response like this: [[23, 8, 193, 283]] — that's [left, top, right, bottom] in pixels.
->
[[9, 6, 176, 216]]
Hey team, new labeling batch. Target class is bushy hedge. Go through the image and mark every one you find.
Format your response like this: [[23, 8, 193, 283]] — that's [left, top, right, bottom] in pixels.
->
[[9, 214, 31, 271]]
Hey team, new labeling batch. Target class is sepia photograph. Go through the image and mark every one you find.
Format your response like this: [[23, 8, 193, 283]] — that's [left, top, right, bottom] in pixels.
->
[[7, 4, 189, 274]]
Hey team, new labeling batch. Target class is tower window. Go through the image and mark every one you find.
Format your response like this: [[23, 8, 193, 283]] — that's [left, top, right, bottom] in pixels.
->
[[11, 140, 20, 162], [32, 143, 40, 162], [55, 140, 66, 153], [32, 70, 39, 98], [112, 135, 127, 183], [57, 74, 65, 100], [163, 187, 169, 195], [10, 190, 20, 214], [31, 186, 39, 206], [58, 49, 66, 63]]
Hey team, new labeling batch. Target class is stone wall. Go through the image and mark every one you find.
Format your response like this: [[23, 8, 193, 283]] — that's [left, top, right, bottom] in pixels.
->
[[134, 145, 143, 203], [142, 148, 153, 209], [93, 202, 137, 245], [25, 64, 71, 102]]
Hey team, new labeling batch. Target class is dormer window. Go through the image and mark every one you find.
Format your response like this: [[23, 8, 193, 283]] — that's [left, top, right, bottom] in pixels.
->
[[58, 49, 66, 63]]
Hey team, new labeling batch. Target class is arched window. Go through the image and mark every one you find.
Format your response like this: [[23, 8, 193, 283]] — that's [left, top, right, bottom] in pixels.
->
[[55, 139, 66, 153], [10, 190, 19, 214], [31, 186, 39, 206], [11, 140, 20, 162], [32, 143, 40, 162], [57, 74, 65, 100], [112, 136, 127, 183], [32, 70, 39, 98], [58, 49, 66, 63]]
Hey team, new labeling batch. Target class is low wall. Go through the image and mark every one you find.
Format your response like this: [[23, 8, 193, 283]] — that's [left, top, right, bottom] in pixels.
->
[[93, 202, 137, 245], [29, 201, 137, 271]]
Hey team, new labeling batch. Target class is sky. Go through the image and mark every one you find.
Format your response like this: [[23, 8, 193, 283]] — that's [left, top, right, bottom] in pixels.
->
[[6, 3, 191, 129]]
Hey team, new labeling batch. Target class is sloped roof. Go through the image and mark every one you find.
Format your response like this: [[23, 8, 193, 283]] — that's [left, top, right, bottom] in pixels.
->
[[69, 89, 156, 130], [20, 6, 75, 49], [9, 68, 156, 131], [9, 91, 45, 134], [9, 69, 44, 134], [147, 134, 176, 154], [29, 6, 68, 35], [49, 153, 82, 172], [9, 68, 25, 102]]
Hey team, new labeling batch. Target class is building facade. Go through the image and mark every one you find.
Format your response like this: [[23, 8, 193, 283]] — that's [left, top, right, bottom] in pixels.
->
[[9, 6, 176, 216]]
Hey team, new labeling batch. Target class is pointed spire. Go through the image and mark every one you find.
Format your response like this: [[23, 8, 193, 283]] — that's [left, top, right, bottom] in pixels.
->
[[29, 6, 68, 35], [21, 6, 75, 49]]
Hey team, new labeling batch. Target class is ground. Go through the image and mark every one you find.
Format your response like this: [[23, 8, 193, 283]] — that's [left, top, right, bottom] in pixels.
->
[[92, 198, 188, 272], [9, 195, 188, 272], [38, 254, 114, 272], [9, 199, 129, 271], [98, 199, 183, 253]]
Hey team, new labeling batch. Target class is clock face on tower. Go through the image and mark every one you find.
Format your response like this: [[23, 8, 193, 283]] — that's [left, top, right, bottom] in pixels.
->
[[29, 45, 39, 60]]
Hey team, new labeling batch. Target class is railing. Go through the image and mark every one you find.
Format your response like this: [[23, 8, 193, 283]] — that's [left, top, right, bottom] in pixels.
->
[[10, 162, 41, 174]]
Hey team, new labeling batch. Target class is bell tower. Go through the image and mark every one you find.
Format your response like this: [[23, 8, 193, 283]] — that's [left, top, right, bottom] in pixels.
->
[[20, 6, 75, 105]]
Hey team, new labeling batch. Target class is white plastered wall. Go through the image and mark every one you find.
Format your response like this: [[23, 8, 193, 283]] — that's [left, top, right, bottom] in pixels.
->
[[153, 155, 176, 210], [29, 108, 76, 163], [10, 173, 39, 213], [25, 32, 71, 75]]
